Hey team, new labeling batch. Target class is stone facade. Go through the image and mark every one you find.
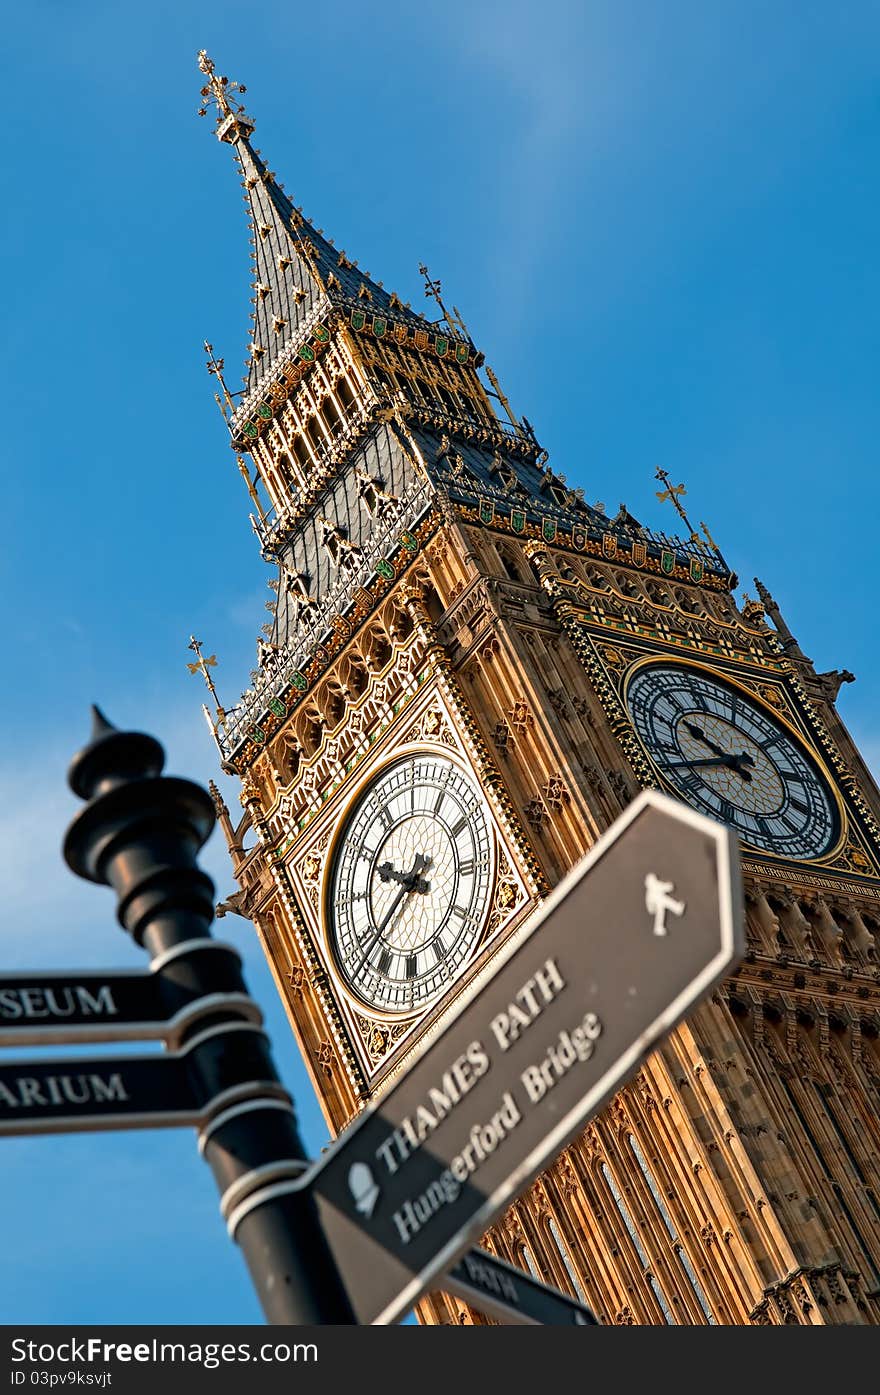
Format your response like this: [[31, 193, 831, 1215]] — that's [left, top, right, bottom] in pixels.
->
[[198, 54, 880, 1325]]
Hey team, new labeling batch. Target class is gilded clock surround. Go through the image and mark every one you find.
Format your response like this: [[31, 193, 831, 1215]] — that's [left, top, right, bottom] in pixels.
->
[[279, 671, 536, 1089], [197, 56, 880, 1326]]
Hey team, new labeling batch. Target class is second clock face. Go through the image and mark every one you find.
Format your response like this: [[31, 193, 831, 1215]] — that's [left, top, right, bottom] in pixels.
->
[[328, 754, 493, 1013], [626, 663, 839, 860]]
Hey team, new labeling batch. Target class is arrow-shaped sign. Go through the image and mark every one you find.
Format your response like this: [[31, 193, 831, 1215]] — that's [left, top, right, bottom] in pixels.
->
[[0, 1021, 287, 1136], [226, 792, 743, 1324], [445, 1248, 598, 1324], [0, 943, 258, 1047]]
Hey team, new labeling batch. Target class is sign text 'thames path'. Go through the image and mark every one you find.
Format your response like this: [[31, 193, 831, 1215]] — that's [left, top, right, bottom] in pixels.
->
[[258, 791, 744, 1324]]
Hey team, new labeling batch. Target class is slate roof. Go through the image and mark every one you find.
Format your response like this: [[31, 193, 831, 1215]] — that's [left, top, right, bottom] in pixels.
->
[[216, 117, 432, 409], [269, 419, 432, 654]]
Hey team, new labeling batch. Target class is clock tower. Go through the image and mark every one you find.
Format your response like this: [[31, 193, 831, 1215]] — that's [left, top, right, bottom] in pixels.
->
[[195, 55, 880, 1324]]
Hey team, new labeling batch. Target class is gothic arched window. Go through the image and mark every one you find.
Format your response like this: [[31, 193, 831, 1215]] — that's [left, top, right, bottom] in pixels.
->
[[519, 1244, 540, 1280], [627, 1135, 716, 1324], [547, 1217, 589, 1304], [599, 1162, 674, 1324]]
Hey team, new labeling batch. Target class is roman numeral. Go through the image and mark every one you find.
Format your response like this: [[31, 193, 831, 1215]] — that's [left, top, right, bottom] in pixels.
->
[[377, 949, 392, 976], [451, 816, 469, 838]]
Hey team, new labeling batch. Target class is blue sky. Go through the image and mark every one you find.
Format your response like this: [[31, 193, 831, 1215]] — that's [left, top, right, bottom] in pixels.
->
[[1, 1, 879, 1323]]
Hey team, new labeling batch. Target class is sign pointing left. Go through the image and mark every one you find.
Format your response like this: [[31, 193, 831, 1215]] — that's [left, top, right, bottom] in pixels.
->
[[0, 971, 162, 1044], [0, 1051, 198, 1135], [0, 948, 259, 1047], [0, 1018, 288, 1136]]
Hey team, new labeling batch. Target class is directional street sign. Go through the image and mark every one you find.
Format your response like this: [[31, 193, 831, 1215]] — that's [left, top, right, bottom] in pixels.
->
[[262, 791, 743, 1324], [0, 946, 259, 1047], [0, 971, 165, 1045], [445, 1248, 598, 1325], [0, 1021, 285, 1136], [0, 1051, 199, 1135]]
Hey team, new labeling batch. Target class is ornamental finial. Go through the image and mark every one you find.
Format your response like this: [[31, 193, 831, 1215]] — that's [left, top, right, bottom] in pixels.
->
[[186, 635, 228, 733], [653, 466, 720, 554], [204, 340, 235, 419], [654, 467, 696, 536], [196, 51, 254, 141], [418, 263, 451, 325]]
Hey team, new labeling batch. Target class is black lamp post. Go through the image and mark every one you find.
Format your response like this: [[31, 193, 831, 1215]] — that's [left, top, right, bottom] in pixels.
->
[[63, 707, 355, 1324]]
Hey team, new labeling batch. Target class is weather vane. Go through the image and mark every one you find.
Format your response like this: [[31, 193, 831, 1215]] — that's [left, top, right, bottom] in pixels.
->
[[186, 635, 227, 733]]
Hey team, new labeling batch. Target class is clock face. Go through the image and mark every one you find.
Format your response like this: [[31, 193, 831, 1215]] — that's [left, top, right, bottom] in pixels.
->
[[328, 754, 494, 1013], [626, 663, 839, 860]]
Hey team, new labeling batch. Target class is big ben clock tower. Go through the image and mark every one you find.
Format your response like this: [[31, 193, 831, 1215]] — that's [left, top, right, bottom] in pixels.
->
[[194, 55, 880, 1325]]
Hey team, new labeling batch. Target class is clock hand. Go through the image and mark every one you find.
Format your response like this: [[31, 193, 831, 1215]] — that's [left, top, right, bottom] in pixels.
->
[[682, 722, 755, 782], [351, 853, 431, 979], [683, 721, 729, 758], [663, 756, 743, 770], [664, 754, 754, 783], [730, 754, 754, 782], [377, 856, 432, 894]]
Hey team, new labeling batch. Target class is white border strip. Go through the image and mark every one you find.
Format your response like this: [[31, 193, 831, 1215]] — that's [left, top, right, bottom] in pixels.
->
[[149, 939, 242, 973], [198, 1096, 297, 1154], [220, 1160, 310, 1220], [0, 992, 263, 1049]]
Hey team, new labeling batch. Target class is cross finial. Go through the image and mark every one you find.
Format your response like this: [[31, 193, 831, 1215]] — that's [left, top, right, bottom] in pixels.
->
[[418, 262, 454, 328], [204, 341, 235, 418], [186, 636, 227, 731], [654, 467, 704, 547], [417, 263, 470, 338]]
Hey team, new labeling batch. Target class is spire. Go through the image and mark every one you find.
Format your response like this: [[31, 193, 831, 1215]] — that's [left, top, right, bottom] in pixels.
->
[[197, 51, 427, 410]]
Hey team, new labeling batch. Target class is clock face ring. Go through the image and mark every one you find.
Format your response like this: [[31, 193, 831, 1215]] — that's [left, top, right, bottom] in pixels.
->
[[328, 753, 494, 1014], [625, 662, 840, 861]]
